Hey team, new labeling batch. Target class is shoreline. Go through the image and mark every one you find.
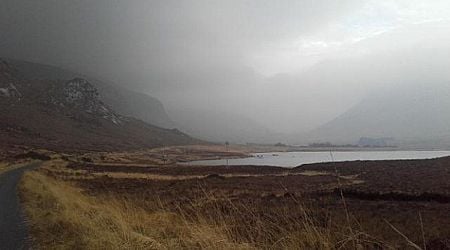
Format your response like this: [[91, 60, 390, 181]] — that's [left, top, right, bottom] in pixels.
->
[[181, 149, 450, 168]]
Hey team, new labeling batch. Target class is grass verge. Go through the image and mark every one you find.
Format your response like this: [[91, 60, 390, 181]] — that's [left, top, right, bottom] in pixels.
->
[[0, 160, 34, 175], [20, 171, 254, 249], [20, 160, 434, 249]]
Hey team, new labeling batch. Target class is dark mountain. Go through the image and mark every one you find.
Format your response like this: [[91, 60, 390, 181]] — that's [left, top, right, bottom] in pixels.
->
[[2, 58, 175, 128], [0, 59, 195, 151]]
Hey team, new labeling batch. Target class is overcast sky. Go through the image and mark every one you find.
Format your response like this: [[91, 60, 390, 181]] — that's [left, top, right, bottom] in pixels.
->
[[2, 0, 450, 136]]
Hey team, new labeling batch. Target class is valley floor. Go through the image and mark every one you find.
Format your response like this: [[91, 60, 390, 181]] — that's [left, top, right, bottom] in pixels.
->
[[8, 145, 450, 249]]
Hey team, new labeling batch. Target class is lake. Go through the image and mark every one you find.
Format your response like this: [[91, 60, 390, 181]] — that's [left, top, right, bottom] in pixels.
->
[[185, 150, 450, 168]]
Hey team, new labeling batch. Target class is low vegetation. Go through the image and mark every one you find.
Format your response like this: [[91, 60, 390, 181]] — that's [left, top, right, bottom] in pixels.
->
[[19, 170, 366, 249], [0, 160, 34, 175], [20, 170, 253, 249], [19, 154, 450, 249], [0, 162, 11, 175]]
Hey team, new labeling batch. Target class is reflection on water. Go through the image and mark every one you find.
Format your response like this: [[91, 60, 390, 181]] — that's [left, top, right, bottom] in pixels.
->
[[185, 151, 450, 168]]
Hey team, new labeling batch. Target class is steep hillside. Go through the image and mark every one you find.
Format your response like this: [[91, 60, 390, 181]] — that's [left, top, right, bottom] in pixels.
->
[[3, 58, 175, 128], [0, 60, 195, 151]]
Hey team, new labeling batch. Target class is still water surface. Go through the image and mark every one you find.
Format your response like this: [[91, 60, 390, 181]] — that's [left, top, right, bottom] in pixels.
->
[[186, 151, 450, 168]]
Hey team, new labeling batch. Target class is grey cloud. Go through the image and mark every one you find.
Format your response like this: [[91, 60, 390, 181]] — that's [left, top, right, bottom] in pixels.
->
[[0, 0, 359, 91], [1, 1, 450, 143]]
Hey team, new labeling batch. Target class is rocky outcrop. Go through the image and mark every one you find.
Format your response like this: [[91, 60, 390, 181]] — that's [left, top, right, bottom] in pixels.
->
[[49, 78, 122, 125]]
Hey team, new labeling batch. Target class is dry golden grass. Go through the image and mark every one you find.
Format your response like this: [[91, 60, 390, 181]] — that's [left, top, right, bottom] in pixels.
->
[[92, 172, 205, 181], [44, 165, 362, 184], [37, 159, 336, 182], [0, 162, 10, 175], [19, 159, 428, 249], [20, 171, 255, 250], [20, 169, 386, 249], [20, 171, 345, 249], [298, 171, 330, 177], [76, 145, 250, 166], [90, 172, 318, 181], [0, 160, 35, 175]]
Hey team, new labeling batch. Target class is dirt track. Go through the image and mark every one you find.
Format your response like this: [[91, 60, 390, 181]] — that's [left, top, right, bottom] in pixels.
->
[[0, 162, 40, 250]]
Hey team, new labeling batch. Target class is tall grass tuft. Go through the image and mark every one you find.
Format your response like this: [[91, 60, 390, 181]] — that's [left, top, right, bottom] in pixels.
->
[[20, 170, 423, 249]]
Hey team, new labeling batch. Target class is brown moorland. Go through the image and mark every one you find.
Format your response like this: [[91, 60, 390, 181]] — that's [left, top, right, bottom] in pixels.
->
[[17, 148, 450, 249]]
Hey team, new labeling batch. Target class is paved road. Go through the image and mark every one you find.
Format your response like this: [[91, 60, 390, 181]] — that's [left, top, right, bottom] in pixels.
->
[[0, 162, 40, 250]]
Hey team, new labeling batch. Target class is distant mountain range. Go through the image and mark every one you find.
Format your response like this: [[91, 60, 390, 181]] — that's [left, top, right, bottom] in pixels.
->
[[3, 57, 449, 150], [307, 82, 450, 147], [0, 58, 196, 151], [169, 107, 282, 144]]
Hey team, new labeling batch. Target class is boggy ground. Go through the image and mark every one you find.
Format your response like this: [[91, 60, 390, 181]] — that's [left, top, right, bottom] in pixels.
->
[[18, 148, 450, 249]]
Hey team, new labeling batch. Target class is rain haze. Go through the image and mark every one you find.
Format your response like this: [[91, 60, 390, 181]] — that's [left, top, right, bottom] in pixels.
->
[[2, 0, 450, 144], [3, 2, 450, 248]]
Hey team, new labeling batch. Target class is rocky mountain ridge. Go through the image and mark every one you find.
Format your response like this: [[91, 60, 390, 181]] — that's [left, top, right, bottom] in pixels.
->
[[1, 58, 175, 128], [0, 59, 197, 151]]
